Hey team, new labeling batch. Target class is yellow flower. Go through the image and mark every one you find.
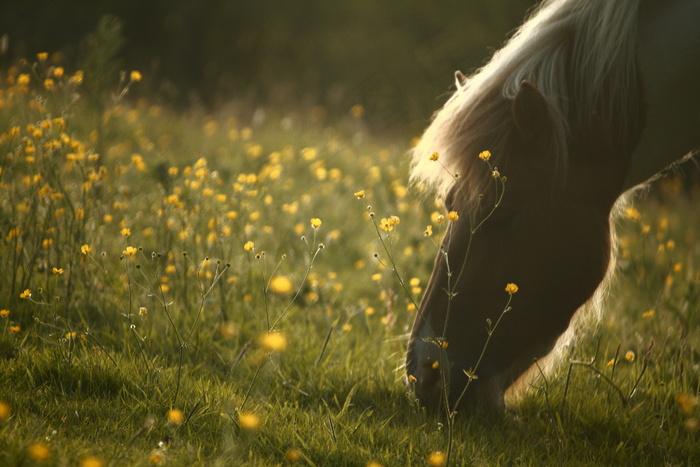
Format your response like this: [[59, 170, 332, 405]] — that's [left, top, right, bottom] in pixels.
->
[[407, 374, 417, 383], [139, 307, 148, 316], [260, 332, 287, 352], [123, 246, 138, 256], [52, 66, 64, 78], [243, 241, 255, 252], [238, 410, 260, 430], [427, 451, 447, 467], [51, 267, 64, 275], [167, 408, 184, 425], [81, 244, 92, 255], [350, 104, 365, 118], [431, 361, 439, 369], [423, 225, 433, 237], [9, 326, 20, 333], [0, 400, 10, 419], [80, 455, 104, 467], [130, 70, 142, 82], [642, 309, 655, 319], [505, 283, 519, 294], [149, 450, 166, 465], [447, 211, 459, 221], [429, 152, 439, 161], [37, 52, 48, 61], [0, 309, 9, 318], [17, 74, 30, 86], [677, 393, 699, 414], [625, 351, 635, 362], [354, 190, 366, 199], [310, 218, 322, 228], [478, 150, 491, 161], [28, 443, 50, 461], [121, 227, 131, 237], [625, 206, 641, 221], [285, 448, 302, 461], [379, 218, 394, 232], [269, 276, 294, 296], [19, 289, 31, 299], [44, 78, 55, 90]]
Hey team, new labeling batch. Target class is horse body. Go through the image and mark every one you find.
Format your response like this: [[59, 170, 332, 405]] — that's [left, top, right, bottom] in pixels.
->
[[407, 0, 700, 411], [625, 0, 700, 189]]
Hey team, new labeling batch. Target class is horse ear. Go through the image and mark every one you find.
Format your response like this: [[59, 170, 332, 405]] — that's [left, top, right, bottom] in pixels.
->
[[511, 81, 550, 141]]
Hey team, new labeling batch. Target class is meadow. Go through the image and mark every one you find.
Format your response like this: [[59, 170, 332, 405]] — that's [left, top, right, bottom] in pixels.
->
[[1, 55, 700, 466]]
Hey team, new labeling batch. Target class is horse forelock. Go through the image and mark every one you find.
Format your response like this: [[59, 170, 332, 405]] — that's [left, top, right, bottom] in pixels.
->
[[411, 0, 641, 205]]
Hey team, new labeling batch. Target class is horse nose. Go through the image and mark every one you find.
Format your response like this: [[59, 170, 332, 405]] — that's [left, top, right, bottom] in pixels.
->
[[407, 337, 443, 408]]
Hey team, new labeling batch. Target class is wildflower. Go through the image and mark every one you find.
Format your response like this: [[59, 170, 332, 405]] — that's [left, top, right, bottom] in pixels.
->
[[606, 358, 616, 367], [447, 211, 459, 221], [28, 443, 50, 461], [285, 448, 302, 461], [676, 394, 698, 414], [80, 456, 104, 467], [43, 78, 55, 90], [310, 218, 322, 228], [9, 326, 20, 333], [149, 450, 166, 465], [167, 408, 184, 425], [0, 309, 9, 317], [139, 307, 148, 316], [81, 244, 92, 255], [642, 309, 655, 319], [431, 361, 439, 369], [51, 267, 64, 275], [0, 400, 10, 419], [379, 218, 394, 231], [505, 283, 519, 294], [260, 332, 287, 352], [625, 351, 635, 362], [37, 52, 48, 61], [238, 410, 260, 430], [407, 374, 417, 383], [20, 289, 31, 299], [123, 246, 138, 256], [17, 74, 30, 86], [434, 214, 445, 224], [130, 70, 142, 82], [427, 451, 447, 467], [121, 227, 131, 237], [429, 152, 439, 161], [478, 150, 491, 161], [354, 190, 366, 199], [350, 104, 365, 118], [52, 66, 64, 78], [243, 241, 255, 252], [624, 206, 641, 221], [269, 276, 294, 296], [424, 225, 433, 237]]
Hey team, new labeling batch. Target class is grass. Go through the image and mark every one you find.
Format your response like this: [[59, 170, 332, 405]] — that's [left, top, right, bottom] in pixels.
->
[[1, 55, 700, 466]]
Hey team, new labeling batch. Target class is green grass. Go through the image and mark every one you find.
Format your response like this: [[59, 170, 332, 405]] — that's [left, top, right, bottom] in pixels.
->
[[1, 57, 700, 466]]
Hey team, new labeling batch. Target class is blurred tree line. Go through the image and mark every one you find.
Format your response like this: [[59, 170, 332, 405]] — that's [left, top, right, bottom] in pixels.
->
[[2, 0, 535, 126]]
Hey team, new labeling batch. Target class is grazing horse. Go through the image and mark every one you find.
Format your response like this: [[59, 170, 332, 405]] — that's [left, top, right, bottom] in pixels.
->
[[406, 0, 700, 411]]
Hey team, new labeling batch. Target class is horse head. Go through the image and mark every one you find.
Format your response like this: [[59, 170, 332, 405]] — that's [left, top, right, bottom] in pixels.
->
[[406, 81, 635, 411]]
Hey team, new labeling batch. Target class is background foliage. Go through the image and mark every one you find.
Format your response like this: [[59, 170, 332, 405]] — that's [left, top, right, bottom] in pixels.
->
[[1, 0, 534, 122]]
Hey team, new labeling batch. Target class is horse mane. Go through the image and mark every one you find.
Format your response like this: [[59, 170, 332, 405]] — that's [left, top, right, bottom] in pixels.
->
[[411, 0, 641, 204]]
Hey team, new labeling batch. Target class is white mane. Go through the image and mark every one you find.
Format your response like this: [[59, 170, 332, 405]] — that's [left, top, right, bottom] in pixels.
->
[[411, 0, 641, 202]]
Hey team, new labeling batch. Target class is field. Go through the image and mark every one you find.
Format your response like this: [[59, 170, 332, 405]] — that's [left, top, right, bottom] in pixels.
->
[[1, 57, 700, 466]]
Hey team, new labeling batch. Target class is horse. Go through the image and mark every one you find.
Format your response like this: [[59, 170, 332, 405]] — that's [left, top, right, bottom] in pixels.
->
[[406, 0, 700, 412]]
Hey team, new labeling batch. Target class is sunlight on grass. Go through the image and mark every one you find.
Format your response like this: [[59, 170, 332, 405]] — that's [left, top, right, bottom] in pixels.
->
[[1, 53, 700, 465]]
